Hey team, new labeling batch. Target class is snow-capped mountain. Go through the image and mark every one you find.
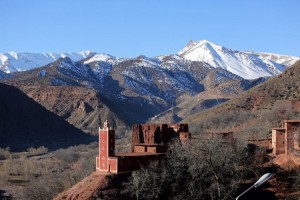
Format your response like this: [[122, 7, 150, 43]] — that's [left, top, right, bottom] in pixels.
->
[[1, 40, 298, 80], [255, 52, 299, 66], [0, 51, 96, 73], [178, 40, 299, 79], [83, 53, 124, 65]]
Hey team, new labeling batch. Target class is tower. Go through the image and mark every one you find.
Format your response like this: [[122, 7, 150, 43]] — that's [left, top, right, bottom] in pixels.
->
[[98, 119, 115, 172]]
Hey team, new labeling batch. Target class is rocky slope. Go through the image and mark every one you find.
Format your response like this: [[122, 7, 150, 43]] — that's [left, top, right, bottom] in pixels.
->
[[183, 60, 300, 136], [0, 83, 94, 151], [1, 58, 128, 134], [54, 172, 130, 200], [149, 77, 268, 123]]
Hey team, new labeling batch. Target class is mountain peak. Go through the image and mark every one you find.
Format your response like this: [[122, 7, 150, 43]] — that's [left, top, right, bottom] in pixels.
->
[[178, 40, 222, 56], [178, 40, 295, 79], [83, 53, 122, 65], [79, 50, 97, 57]]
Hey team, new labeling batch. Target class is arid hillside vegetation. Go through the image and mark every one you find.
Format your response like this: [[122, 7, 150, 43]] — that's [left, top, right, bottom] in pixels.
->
[[184, 60, 300, 139]]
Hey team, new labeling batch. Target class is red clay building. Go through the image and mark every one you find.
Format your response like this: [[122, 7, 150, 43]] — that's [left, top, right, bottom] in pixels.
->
[[96, 120, 191, 174], [272, 120, 300, 156]]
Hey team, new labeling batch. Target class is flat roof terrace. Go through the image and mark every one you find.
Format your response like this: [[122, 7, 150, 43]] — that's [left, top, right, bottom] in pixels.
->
[[114, 152, 165, 157]]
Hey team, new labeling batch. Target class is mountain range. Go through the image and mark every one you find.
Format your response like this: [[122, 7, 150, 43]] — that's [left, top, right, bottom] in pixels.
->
[[1, 40, 298, 79], [1, 55, 242, 134], [0, 40, 299, 136]]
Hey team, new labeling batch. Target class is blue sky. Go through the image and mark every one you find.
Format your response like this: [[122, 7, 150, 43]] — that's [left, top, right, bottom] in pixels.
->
[[1, 0, 299, 57]]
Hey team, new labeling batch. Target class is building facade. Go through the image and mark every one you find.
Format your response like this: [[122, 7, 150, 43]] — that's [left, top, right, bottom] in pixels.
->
[[272, 120, 300, 156], [96, 121, 191, 174]]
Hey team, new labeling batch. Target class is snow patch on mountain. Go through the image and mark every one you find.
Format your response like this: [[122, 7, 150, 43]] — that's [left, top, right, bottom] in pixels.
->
[[83, 53, 124, 65], [255, 52, 299, 66], [37, 70, 48, 77]]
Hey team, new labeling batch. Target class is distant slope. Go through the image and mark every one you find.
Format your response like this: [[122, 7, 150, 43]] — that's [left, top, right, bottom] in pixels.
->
[[0, 83, 95, 151], [183, 60, 300, 137], [149, 77, 268, 124]]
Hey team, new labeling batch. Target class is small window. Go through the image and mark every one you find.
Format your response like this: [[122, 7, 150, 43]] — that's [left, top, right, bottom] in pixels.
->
[[283, 141, 285, 144], [102, 139, 105, 143]]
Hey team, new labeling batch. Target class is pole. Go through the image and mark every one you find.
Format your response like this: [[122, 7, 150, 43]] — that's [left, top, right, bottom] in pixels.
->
[[236, 185, 255, 200], [235, 173, 272, 200]]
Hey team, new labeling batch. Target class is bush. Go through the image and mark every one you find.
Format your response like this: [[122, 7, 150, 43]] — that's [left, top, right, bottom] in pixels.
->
[[0, 147, 11, 160], [27, 146, 48, 156]]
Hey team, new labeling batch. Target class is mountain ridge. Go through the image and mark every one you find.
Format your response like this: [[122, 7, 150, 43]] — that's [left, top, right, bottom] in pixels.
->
[[178, 40, 299, 79], [1, 40, 299, 80], [0, 51, 96, 73]]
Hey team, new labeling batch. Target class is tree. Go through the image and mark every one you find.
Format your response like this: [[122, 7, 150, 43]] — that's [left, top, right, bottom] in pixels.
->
[[123, 138, 247, 200], [122, 161, 168, 200]]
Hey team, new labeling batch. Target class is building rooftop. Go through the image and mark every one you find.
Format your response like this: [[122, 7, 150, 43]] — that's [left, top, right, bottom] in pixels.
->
[[283, 120, 300, 123], [114, 152, 165, 157], [131, 143, 166, 146], [248, 138, 272, 141], [272, 128, 286, 130]]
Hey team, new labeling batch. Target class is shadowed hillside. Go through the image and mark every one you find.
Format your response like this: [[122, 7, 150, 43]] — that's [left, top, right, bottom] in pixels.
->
[[0, 83, 95, 151]]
